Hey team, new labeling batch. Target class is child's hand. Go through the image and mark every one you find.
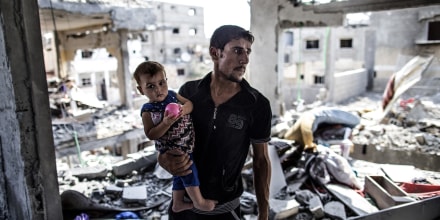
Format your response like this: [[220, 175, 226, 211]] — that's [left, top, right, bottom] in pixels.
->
[[163, 110, 180, 126]]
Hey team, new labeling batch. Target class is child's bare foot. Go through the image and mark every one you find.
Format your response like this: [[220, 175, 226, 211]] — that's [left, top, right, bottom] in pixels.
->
[[193, 199, 217, 211], [172, 201, 194, 213]]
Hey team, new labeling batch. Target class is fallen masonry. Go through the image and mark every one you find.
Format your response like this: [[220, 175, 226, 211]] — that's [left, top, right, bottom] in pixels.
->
[[55, 92, 440, 219], [58, 142, 440, 220]]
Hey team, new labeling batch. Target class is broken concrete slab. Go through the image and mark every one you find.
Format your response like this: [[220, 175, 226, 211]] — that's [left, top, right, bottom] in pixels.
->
[[324, 201, 346, 220], [269, 198, 300, 220], [112, 149, 157, 177], [70, 166, 108, 179], [104, 184, 123, 195], [269, 143, 287, 198], [380, 164, 425, 183], [309, 194, 324, 218], [326, 183, 379, 216], [380, 55, 434, 122], [122, 185, 147, 204]]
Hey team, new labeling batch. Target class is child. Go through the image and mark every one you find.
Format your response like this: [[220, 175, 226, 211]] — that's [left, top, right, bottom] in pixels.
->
[[133, 61, 217, 212]]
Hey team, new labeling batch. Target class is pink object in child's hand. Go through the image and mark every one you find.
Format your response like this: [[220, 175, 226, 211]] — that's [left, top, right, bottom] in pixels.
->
[[165, 103, 180, 117]]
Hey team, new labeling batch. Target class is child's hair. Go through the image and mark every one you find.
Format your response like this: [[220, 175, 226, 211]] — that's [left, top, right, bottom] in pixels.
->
[[133, 61, 166, 85]]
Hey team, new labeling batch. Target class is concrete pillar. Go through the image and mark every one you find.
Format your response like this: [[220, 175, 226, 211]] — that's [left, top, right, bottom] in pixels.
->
[[57, 33, 76, 79], [324, 28, 336, 103], [0, 0, 62, 219], [364, 29, 376, 90], [250, 0, 280, 115], [106, 31, 132, 108], [277, 29, 286, 116], [116, 29, 133, 109], [121, 140, 139, 159]]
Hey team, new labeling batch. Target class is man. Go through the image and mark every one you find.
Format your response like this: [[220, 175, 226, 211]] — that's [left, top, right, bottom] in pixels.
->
[[158, 25, 272, 220]]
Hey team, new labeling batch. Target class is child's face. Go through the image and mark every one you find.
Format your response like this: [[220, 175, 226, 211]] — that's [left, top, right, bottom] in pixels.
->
[[137, 71, 168, 102]]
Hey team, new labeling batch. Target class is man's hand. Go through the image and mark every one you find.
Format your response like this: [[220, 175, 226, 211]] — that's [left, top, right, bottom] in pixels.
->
[[157, 149, 193, 176]]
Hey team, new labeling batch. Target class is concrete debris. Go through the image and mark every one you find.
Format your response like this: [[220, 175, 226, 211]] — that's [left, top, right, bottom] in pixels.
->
[[112, 150, 157, 177], [269, 198, 301, 220], [324, 201, 346, 220], [326, 183, 378, 216], [56, 92, 440, 219], [70, 166, 108, 180], [122, 185, 148, 204]]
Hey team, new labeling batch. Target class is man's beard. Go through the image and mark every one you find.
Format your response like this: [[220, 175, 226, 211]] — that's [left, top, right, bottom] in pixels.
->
[[226, 68, 245, 83], [226, 74, 243, 83]]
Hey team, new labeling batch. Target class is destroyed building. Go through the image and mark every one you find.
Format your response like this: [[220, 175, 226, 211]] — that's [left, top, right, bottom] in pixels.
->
[[1, 0, 440, 219]]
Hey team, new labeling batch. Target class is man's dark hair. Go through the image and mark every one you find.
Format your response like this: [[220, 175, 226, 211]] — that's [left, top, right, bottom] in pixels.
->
[[209, 25, 254, 50]]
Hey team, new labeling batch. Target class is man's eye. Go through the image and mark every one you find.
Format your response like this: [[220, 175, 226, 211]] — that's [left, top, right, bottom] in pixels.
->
[[234, 48, 251, 55], [234, 48, 244, 55]]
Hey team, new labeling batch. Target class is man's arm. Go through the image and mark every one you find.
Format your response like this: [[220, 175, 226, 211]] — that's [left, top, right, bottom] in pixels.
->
[[252, 142, 271, 220], [157, 149, 193, 176]]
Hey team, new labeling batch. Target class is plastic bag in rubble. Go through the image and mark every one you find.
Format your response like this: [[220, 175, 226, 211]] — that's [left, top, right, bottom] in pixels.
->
[[318, 145, 363, 190], [305, 154, 330, 186]]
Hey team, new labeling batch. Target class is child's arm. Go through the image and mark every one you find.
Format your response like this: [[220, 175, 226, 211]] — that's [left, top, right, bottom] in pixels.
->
[[176, 93, 193, 115], [141, 111, 177, 140]]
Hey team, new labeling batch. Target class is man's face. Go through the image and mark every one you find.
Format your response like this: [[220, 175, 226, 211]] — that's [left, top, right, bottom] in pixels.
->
[[216, 38, 252, 83]]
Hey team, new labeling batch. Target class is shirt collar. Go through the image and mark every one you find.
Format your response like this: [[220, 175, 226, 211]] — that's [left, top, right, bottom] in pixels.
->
[[196, 72, 258, 102]]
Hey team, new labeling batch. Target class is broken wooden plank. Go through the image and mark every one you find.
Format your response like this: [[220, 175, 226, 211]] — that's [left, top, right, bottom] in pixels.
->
[[364, 175, 416, 210]]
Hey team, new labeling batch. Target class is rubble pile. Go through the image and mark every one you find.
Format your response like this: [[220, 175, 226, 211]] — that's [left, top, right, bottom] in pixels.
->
[[343, 93, 440, 155], [56, 91, 440, 219], [53, 106, 143, 149]]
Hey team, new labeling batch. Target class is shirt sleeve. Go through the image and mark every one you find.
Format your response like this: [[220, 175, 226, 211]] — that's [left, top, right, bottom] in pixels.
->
[[250, 94, 272, 144]]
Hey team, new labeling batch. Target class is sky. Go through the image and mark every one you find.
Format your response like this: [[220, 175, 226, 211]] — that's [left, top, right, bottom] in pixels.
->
[[158, 0, 251, 38]]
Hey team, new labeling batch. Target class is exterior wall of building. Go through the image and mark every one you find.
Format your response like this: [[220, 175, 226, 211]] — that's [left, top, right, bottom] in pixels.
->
[[370, 6, 440, 94], [282, 26, 369, 106], [333, 69, 368, 103], [141, 2, 207, 65], [251, 0, 346, 114]]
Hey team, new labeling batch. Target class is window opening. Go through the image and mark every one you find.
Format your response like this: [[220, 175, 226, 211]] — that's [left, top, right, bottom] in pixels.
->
[[340, 39, 353, 48], [285, 31, 294, 46], [314, 75, 325, 84], [189, 28, 197, 36], [188, 8, 196, 16], [428, 21, 440, 41], [306, 40, 319, 49]]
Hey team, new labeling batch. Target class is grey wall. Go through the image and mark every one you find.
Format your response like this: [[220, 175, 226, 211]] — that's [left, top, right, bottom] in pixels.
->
[[371, 6, 440, 93], [333, 69, 368, 103], [250, 0, 343, 115], [0, 0, 62, 219]]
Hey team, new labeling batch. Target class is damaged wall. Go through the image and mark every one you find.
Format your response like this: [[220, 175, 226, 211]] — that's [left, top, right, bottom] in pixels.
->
[[0, 0, 62, 219], [371, 5, 440, 94], [250, 0, 344, 115], [0, 10, 31, 220], [251, 1, 440, 115]]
